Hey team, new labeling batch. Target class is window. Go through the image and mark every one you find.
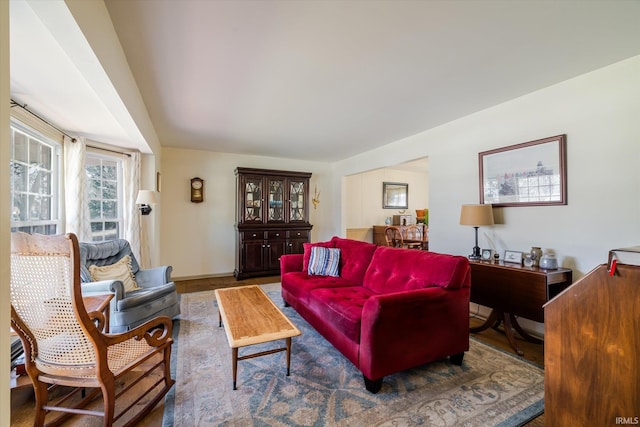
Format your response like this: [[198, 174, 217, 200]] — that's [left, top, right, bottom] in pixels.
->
[[86, 153, 124, 242], [10, 122, 61, 235]]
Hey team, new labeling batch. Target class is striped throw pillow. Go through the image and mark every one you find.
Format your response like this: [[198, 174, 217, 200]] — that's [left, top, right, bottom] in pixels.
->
[[308, 247, 341, 277]]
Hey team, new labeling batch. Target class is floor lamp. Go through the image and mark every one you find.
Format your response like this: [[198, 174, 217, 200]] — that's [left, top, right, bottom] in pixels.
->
[[459, 204, 494, 260]]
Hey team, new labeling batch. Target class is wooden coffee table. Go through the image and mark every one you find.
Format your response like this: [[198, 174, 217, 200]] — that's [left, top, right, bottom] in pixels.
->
[[215, 285, 301, 390]]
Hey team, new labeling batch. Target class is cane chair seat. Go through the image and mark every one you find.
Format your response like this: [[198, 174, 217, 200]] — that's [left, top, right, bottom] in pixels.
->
[[10, 232, 175, 427]]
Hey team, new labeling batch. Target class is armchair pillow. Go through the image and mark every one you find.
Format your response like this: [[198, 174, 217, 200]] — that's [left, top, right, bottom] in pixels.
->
[[79, 239, 179, 333], [89, 255, 139, 292], [308, 247, 341, 277]]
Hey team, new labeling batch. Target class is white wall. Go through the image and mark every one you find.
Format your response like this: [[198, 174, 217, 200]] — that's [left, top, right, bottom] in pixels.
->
[[334, 56, 640, 336], [160, 148, 333, 278], [336, 55, 640, 280], [161, 56, 640, 284], [345, 167, 429, 228]]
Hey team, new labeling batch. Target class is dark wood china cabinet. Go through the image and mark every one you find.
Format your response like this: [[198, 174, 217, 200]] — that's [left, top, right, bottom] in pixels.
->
[[234, 167, 312, 279]]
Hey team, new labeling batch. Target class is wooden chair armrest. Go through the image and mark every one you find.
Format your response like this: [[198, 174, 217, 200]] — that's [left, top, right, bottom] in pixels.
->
[[102, 316, 173, 347], [88, 311, 106, 331]]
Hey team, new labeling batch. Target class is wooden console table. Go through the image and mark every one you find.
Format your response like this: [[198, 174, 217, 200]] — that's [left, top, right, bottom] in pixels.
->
[[469, 260, 572, 355]]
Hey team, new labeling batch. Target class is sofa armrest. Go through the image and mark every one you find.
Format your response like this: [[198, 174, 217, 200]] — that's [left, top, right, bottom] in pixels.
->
[[81, 280, 125, 301], [135, 266, 172, 288], [280, 254, 304, 274], [359, 287, 470, 379]]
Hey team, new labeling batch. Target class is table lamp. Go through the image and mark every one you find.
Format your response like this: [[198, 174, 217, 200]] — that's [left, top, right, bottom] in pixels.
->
[[459, 204, 494, 260]]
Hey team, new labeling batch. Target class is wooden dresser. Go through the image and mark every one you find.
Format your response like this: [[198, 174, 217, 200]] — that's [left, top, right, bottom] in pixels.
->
[[234, 167, 312, 280]]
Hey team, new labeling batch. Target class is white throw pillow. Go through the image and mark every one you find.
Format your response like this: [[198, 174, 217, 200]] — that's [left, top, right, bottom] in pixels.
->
[[89, 255, 140, 292]]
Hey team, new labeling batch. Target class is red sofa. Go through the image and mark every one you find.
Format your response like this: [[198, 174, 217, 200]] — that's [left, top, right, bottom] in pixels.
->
[[280, 236, 471, 393]]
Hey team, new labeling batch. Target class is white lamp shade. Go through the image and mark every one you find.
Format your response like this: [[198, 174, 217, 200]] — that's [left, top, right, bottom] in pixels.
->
[[459, 204, 494, 226], [136, 190, 157, 205]]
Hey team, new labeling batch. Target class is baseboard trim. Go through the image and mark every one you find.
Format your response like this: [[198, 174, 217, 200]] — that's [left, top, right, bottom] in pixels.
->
[[173, 272, 235, 281]]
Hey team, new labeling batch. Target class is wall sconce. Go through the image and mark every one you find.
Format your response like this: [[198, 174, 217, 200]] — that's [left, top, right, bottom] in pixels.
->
[[459, 204, 494, 260], [136, 190, 157, 215]]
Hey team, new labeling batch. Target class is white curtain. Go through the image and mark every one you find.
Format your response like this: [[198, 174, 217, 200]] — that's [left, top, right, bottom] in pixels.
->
[[63, 136, 92, 241], [123, 152, 145, 266]]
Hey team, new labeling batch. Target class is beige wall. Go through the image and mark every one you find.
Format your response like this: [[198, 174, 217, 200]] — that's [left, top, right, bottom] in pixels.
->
[[345, 166, 429, 230], [159, 148, 334, 279]]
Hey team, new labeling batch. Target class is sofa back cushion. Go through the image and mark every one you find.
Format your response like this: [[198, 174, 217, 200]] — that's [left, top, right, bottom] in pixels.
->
[[363, 246, 470, 293], [331, 237, 378, 284]]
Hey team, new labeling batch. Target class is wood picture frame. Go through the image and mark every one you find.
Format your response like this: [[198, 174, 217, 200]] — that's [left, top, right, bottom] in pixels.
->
[[479, 135, 567, 207], [382, 182, 408, 209]]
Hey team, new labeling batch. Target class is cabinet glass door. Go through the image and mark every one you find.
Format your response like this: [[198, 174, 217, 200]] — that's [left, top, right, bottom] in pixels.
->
[[244, 177, 263, 222], [289, 180, 306, 221], [267, 178, 285, 222]]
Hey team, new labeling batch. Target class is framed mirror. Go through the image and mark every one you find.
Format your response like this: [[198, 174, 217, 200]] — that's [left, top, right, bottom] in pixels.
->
[[382, 182, 408, 209]]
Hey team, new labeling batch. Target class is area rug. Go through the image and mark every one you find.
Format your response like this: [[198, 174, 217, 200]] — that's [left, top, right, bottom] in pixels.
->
[[163, 284, 544, 426]]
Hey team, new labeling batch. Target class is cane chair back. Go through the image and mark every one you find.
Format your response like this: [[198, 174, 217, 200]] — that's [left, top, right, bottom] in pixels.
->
[[10, 232, 175, 427]]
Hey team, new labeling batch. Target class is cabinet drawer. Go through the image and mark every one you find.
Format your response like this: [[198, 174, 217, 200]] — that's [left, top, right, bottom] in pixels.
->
[[288, 230, 309, 239], [267, 230, 285, 240], [242, 231, 264, 241]]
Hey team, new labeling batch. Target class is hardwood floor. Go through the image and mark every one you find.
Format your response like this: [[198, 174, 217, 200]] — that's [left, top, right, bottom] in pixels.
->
[[174, 274, 281, 294]]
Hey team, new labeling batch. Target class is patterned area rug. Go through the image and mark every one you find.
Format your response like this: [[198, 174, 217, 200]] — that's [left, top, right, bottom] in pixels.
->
[[163, 284, 544, 426]]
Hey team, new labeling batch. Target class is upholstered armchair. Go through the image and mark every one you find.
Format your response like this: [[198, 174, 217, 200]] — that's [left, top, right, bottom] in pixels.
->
[[79, 239, 180, 333]]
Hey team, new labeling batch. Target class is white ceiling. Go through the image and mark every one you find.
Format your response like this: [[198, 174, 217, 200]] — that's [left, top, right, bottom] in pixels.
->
[[9, 0, 640, 162]]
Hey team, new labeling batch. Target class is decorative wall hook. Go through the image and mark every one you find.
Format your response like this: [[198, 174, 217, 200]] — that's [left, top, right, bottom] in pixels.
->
[[312, 186, 321, 209]]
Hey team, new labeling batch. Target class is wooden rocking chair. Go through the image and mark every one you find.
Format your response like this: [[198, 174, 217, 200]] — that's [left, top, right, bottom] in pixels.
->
[[10, 232, 175, 427]]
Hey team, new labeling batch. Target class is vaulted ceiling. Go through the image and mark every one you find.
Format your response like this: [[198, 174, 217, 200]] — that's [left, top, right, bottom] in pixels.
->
[[9, 0, 640, 161]]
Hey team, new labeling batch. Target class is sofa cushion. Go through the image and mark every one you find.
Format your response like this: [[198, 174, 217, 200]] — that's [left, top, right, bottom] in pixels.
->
[[308, 247, 341, 277], [363, 246, 470, 294], [331, 237, 378, 283], [89, 255, 139, 292], [303, 240, 336, 272], [308, 286, 376, 342], [282, 271, 359, 304]]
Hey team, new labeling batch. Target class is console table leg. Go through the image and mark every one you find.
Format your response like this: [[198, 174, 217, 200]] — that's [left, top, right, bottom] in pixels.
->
[[502, 314, 524, 356], [470, 309, 500, 333], [510, 314, 543, 344], [471, 310, 530, 355]]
